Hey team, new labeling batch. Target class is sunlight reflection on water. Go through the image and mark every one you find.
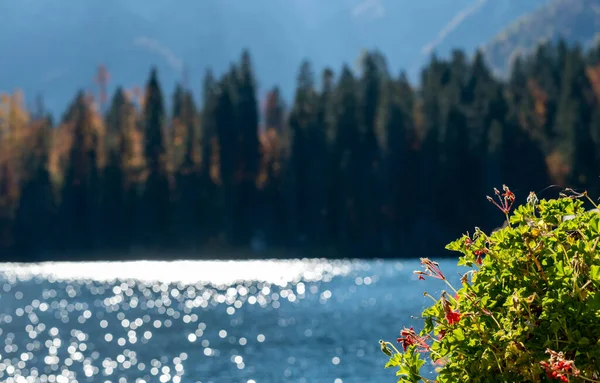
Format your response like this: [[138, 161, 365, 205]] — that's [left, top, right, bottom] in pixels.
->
[[0, 259, 460, 383]]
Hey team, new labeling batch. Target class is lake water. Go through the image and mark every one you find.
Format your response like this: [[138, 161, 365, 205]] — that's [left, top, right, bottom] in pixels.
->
[[0, 258, 462, 383]]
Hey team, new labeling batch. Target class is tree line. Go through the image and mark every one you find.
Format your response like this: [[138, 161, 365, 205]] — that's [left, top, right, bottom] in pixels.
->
[[1, 41, 600, 261]]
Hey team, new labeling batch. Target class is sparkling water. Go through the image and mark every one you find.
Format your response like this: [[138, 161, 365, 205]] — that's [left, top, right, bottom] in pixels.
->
[[0, 258, 462, 383]]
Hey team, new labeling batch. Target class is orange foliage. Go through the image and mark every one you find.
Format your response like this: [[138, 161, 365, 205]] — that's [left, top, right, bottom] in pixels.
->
[[209, 136, 221, 185], [545, 150, 570, 186], [169, 117, 188, 170], [257, 127, 283, 189], [585, 65, 600, 104], [0, 90, 30, 158], [527, 79, 548, 127]]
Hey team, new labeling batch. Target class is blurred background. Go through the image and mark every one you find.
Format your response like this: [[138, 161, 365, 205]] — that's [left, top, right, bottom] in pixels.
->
[[0, 0, 599, 382]]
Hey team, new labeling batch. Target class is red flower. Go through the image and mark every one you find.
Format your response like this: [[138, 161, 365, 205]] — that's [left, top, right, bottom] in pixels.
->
[[487, 185, 516, 214], [437, 329, 447, 340], [540, 349, 580, 382], [396, 327, 430, 352], [445, 310, 461, 325], [474, 249, 488, 265], [465, 237, 473, 249], [440, 292, 461, 325]]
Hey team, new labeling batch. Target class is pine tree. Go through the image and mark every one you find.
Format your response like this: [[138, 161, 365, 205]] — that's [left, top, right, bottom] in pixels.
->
[[59, 92, 100, 252], [554, 45, 598, 188], [174, 90, 202, 249], [215, 72, 237, 244], [287, 60, 320, 246], [375, 72, 413, 252], [417, 55, 444, 237], [0, 162, 17, 254], [259, 87, 289, 245], [232, 51, 260, 246], [13, 118, 55, 259], [100, 88, 136, 252], [318, 68, 340, 245], [357, 51, 385, 253], [141, 68, 172, 249], [333, 66, 361, 252]]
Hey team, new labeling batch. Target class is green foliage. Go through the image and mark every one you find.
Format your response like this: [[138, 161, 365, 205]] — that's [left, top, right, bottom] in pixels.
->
[[380, 186, 600, 382]]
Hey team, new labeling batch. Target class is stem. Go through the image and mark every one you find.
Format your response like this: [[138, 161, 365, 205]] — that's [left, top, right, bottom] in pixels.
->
[[578, 375, 600, 382], [591, 237, 599, 253], [552, 233, 571, 265], [584, 191, 599, 210], [423, 292, 438, 303], [528, 246, 548, 282], [384, 341, 402, 356], [486, 347, 504, 374], [504, 212, 512, 228], [444, 279, 460, 296]]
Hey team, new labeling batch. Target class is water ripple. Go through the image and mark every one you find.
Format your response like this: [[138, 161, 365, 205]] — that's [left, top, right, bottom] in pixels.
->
[[0, 259, 458, 382]]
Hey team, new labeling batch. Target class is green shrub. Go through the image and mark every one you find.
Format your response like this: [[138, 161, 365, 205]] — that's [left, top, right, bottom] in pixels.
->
[[380, 186, 600, 382]]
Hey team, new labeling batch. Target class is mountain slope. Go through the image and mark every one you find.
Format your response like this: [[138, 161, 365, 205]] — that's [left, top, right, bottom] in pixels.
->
[[0, 0, 550, 115], [484, 0, 600, 76]]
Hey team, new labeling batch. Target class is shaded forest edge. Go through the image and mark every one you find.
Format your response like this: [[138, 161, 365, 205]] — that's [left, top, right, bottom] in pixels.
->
[[1, 41, 600, 262]]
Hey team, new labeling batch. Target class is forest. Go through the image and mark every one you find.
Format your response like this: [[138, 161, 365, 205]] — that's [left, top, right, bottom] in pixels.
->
[[1, 40, 600, 261]]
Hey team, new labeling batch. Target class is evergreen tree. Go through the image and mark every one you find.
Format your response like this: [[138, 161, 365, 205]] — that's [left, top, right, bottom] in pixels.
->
[[141, 68, 172, 249], [174, 90, 202, 249], [232, 51, 260, 245], [375, 71, 413, 252], [13, 118, 55, 259], [0, 162, 17, 254], [215, 73, 237, 244], [333, 66, 361, 252], [357, 51, 385, 252], [58, 92, 100, 252], [198, 70, 222, 243], [100, 88, 136, 253], [417, 55, 444, 242], [259, 87, 289, 245], [554, 46, 598, 189], [287, 60, 320, 246], [318, 68, 340, 245]]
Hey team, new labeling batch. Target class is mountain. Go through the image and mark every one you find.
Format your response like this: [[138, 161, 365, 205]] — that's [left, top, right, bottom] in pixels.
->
[[484, 0, 600, 76], [0, 0, 551, 116]]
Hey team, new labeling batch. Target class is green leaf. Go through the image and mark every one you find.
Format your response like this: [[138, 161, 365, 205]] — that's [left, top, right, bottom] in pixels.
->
[[591, 265, 600, 283], [589, 215, 600, 236], [453, 328, 465, 342]]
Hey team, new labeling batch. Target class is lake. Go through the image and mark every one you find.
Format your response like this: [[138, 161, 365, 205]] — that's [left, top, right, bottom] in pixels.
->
[[0, 258, 463, 383]]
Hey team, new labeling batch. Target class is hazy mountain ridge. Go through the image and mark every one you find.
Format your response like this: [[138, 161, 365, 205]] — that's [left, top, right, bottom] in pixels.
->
[[0, 0, 551, 115], [484, 0, 600, 75]]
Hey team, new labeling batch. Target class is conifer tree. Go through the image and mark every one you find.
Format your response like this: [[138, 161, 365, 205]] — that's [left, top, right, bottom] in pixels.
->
[[198, 69, 222, 243], [141, 68, 172, 249], [333, 66, 361, 252], [100, 88, 136, 252], [59, 92, 100, 252], [13, 118, 55, 258], [288, 60, 320, 246], [232, 51, 260, 245]]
